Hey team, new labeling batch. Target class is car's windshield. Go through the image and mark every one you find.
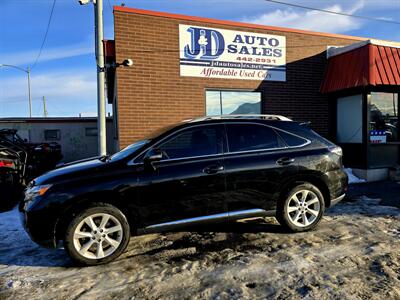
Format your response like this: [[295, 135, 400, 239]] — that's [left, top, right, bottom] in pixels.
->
[[108, 123, 181, 162], [109, 140, 150, 161]]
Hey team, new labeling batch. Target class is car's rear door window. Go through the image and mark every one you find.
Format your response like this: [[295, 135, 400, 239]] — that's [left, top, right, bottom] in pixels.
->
[[158, 126, 222, 160], [226, 123, 285, 152]]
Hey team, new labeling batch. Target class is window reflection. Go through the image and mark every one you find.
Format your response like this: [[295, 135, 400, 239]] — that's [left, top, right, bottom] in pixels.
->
[[370, 92, 399, 143], [206, 91, 261, 116]]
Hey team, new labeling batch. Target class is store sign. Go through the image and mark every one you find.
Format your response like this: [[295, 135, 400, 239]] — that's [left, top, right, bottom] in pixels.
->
[[179, 24, 286, 81], [370, 130, 387, 144]]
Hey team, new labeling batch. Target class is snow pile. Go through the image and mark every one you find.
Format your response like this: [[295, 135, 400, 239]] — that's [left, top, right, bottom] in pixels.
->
[[0, 205, 19, 227], [0, 206, 69, 269], [345, 168, 366, 184]]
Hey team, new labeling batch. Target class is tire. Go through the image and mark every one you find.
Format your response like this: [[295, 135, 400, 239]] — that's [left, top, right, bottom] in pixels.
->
[[277, 183, 325, 232], [64, 203, 130, 266]]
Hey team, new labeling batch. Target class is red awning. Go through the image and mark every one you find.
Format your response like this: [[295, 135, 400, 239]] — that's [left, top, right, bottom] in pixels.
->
[[321, 42, 400, 93]]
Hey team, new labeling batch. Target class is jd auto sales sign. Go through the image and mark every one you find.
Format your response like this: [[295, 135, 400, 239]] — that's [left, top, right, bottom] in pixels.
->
[[179, 24, 286, 81]]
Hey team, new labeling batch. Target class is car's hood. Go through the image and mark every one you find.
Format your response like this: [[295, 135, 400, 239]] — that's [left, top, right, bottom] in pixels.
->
[[33, 158, 106, 185], [55, 156, 101, 168]]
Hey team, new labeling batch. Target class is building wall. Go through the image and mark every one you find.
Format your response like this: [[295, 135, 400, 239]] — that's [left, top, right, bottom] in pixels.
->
[[0, 120, 115, 162], [114, 8, 364, 148]]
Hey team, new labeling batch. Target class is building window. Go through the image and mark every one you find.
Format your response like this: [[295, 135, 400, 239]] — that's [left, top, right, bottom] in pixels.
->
[[206, 90, 261, 116], [44, 129, 60, 141], [85, 127, 98, 137], [369, 92, 399, 143], [337, 95, 363, 143]]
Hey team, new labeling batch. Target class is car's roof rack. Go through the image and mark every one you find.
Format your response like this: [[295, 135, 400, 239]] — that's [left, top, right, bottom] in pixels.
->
[[186, 114, 292, 123]]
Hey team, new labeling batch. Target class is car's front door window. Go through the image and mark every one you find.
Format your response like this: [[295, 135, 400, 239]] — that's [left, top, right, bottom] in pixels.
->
[[158, 126, 222, 160]]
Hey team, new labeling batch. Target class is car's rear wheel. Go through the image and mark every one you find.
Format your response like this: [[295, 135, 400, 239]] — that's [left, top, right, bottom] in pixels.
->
[[64, 203, 130, 266], [277, 183, 325, 232]]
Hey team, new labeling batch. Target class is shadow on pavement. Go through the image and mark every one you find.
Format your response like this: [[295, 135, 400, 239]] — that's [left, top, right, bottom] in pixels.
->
[[347, 180, 400, 208]]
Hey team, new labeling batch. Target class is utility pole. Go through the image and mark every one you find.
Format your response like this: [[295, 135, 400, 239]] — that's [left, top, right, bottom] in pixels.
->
[[42, 96, 48, 117], [94, 0, 107, 156], [27, 66, 32, 118], [78, 0, 107, 156], [0, 64, 32, 118]]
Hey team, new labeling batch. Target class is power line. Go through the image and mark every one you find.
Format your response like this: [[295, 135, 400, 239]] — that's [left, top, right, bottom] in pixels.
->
[[265, 0, 400, 25], [31, 0, 57, 69], [107, 0, 113, 11], [102, 43, 351, 54]]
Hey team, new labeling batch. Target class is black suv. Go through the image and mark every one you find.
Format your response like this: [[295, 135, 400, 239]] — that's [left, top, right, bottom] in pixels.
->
[[20, 115, 348, 265]]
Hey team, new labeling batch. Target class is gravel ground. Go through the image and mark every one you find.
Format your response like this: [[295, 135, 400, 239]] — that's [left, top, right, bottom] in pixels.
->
[[0, 196, 399, 300]]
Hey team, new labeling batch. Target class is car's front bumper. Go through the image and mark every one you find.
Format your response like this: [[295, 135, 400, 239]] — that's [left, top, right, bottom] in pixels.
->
[[19, 200, 58, 248]]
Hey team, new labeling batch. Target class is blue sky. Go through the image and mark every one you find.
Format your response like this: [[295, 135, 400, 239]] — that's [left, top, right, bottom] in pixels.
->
[[0, 0, 399, 118]]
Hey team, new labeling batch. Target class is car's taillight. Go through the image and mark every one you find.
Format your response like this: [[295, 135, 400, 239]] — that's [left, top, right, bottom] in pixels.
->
[[329, 146, 343, 166], [328, 146, 343, 157], [0, 160, 14, 168]]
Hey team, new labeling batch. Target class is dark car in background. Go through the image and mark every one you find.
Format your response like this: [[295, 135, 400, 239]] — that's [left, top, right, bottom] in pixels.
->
[[0, 129, 62, 176], [20, 115, 348, 266], [0, 129, 62, 210]]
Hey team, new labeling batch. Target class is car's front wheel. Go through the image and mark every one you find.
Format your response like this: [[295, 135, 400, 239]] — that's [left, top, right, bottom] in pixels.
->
[[277, 183, 325, 232], [64, 203, 130, 266]]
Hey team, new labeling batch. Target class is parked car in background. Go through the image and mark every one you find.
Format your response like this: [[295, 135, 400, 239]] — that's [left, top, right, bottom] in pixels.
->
[[0, 129, 62, 210], [0, 144, 24, 211], [20, 115, 348, 266], [0, 129, 62, 176]]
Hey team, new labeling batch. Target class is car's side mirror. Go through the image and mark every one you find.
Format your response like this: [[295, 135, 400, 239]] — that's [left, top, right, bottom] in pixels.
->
[[144, 148, 163, 170]]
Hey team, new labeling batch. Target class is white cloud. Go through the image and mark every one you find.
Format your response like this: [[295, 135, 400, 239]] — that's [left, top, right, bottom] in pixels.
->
[[0, 69, 99, 117], [0, 69, 96, 104], [0, 40, 94, 67], [242, 0, 365, 33]]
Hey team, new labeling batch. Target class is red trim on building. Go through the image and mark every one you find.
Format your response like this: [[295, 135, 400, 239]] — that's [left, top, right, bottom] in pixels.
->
[[113, 6, 366, 41], [321, 43, 400, 93], [103, 39, 115, 58]]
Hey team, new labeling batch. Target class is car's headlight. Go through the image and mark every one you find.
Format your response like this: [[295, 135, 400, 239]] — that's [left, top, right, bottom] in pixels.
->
[[25, 184, 52, 201]]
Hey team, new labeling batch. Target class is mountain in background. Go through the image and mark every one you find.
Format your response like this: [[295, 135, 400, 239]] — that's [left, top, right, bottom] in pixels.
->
[[230, 102, 261, 114]]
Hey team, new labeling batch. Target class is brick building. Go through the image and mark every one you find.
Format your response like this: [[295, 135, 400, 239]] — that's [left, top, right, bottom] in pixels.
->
[[107, 6, 400, 181]]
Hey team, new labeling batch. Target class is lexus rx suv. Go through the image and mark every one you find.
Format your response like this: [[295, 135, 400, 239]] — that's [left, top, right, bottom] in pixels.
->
[[20, 115, 348, 266]]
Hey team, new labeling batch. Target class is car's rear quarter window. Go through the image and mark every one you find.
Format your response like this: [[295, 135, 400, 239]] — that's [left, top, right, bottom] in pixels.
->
[[277, 130, 308, 147]]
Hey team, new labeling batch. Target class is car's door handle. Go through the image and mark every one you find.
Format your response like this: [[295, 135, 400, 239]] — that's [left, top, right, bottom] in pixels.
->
[[203, 165, 224, 174], [276, 157, 295, 165]]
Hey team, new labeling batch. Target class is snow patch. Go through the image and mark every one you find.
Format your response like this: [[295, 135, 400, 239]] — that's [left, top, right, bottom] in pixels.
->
[[345, 168, 366, 184], [1, 197, 400, 299]]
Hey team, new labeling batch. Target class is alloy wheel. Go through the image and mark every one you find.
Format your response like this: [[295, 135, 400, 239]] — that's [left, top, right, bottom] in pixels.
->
[[72, 213, 123, 260], [286, 189, 321, 227]]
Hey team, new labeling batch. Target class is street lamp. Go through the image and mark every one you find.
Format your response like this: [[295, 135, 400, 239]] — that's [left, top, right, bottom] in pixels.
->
[[0, 64, 32, 118], [79, 0, 107, 156]]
